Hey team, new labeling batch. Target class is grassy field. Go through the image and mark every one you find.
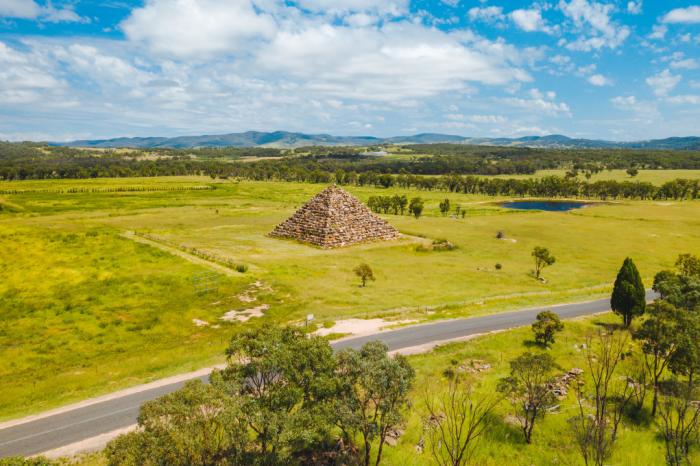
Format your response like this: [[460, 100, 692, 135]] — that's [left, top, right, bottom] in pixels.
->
[[1, 176, 700, 418]]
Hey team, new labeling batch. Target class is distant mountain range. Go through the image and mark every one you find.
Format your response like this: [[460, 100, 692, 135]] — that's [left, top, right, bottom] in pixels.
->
[[54, 131, 700, 150]]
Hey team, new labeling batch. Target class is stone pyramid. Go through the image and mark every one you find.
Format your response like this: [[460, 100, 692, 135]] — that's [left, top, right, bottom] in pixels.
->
[[270, 185, 400, 248]]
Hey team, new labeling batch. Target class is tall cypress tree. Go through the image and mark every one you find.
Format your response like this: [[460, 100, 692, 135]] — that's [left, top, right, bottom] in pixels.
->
[[611, 257, 646, 327]]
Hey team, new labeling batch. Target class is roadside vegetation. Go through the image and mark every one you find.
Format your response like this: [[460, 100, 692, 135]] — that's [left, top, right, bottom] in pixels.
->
[[6, 253, 700, 465]]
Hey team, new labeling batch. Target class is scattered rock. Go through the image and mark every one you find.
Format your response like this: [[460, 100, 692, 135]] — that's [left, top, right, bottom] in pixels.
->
[[192, 319, 209, 327], [415, 437, 424, 454], [384, 427, 404, 446], [548, 368, 584, 398], [459, 360, 492, 374]]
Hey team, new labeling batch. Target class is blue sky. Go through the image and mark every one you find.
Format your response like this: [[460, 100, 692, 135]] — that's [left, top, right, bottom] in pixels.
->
[[0, 0, 699, 141]]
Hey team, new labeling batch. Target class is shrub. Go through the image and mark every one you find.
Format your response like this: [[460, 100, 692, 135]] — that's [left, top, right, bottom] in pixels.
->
[[432, 238, 457, 251], [495, 263, 502, 270], [531, 311, 564, 346], [235, 264, 248, 273]]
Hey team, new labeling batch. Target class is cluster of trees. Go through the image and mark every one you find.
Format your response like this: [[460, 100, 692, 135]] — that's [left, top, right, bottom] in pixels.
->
[[408, 144, 700, 170], [225, 167, 699, 200], [0, 142, 281, 180], [490, 254, 700, 466], [105, 325, 414, 466], [366, 195, 425, 219], [604, 255, 700, 464]]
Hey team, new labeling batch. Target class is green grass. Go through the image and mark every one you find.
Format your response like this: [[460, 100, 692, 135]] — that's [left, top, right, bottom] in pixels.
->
[[1, 176, 700, 418], [383, 313, 691, 465]]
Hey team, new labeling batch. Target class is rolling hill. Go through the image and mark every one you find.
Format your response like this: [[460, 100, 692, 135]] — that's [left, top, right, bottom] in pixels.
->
[[54, 132, 700, 150]]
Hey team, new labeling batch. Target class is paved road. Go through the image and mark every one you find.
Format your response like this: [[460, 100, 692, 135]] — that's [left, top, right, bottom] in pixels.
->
[[0, 291, 656, 458]]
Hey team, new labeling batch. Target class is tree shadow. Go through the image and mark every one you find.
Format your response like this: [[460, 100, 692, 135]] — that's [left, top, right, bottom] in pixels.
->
[[592, 320, 626, 332], [522, 339, 544, 349], [482, 412, 526, 446], [623, 402, 653, 427]]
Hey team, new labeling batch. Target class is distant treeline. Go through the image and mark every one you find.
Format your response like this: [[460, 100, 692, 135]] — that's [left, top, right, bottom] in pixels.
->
[[1, 142, 700, 201], [0, 142, 282, 180], [214, 164, 700, 200]]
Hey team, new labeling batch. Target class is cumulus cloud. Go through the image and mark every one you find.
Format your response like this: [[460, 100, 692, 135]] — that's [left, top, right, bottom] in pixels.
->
[[502, 88, 571, 116], [510, 8, 555, 34], [295, 0, 408, 17], [0, 0, 86, 22], [558, 0, 630, 51], [610, 95, 659, 121], [648, 24, 667, 40], [662, 6, 700, 24], [0, 0, 40, 18], [256, 23, 530, 100], [666, 94, 700, 105], [0, 41, 65, 104], [121, 0, 277, 58], [467, 6, 504, 22], [588, 74, 612, 86], [627, 1, 642, 14], [671, 58, 699, 70], [646, 69, 681, 97]]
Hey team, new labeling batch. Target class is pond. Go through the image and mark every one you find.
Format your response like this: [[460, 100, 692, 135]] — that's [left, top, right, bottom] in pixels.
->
[[500, 200, 593, 211]]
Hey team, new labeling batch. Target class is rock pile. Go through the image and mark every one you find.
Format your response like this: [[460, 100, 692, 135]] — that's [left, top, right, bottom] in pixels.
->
[[270, 185, 400, 248], [548, 368, 584, 398]]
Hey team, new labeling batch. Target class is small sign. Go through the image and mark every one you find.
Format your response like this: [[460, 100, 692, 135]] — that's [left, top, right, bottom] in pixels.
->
[[306, 314, 314, 322]]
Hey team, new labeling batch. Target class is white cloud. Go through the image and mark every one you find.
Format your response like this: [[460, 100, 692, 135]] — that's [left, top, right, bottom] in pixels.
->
[[627, 1, 642, 14], [502, 89, 571, 116], [559, 0, 630, 51], [671, 58, 699, 70], [121, 0, 277, 58], [468, 6, 504, 22], [0, 40, 66, 105], [610, 95, 659, 120], [54, 44, 153, 87], [648, 24, 667, 40], [646, 69, 681, 97], [662, 6, 700, 24], [666, 94, 700, 105], [510, 8, 554, 34], [588, 74, 612, 86], [0, 0, 40, 18], [0, 0, 86, 22], [295, 0, 408, 17], [468, 114, 507, 123], [256, 23, 530, 101]]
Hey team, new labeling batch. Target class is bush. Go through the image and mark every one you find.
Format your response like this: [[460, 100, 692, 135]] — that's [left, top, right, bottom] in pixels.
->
[[432, 238, 457, 251], [495, 263, 502, 270], [496, 231, 505, 239], [235, 264, 248, 273], [531, 311, 564, 346]]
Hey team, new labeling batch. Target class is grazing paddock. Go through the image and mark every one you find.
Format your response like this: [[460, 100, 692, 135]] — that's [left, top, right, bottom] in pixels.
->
[[1, 177, 699, 418]]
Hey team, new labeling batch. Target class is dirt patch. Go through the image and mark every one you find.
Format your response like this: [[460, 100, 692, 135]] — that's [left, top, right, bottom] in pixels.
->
[[221, 304, 269, 323], [237, 280, 272, 303], [315, 318, 417, 337]]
